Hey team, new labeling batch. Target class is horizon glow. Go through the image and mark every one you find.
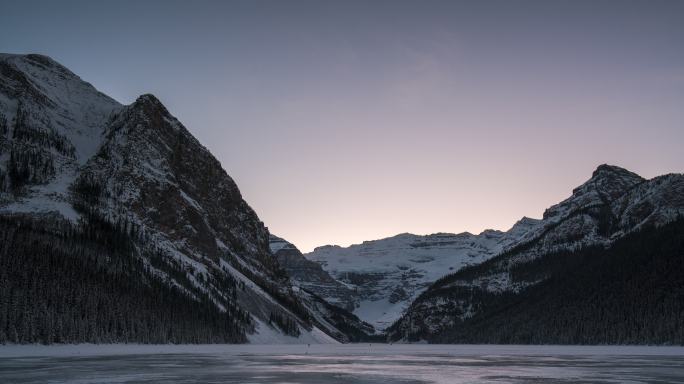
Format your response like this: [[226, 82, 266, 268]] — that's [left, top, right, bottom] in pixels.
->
[[1, 0, 683, 252]]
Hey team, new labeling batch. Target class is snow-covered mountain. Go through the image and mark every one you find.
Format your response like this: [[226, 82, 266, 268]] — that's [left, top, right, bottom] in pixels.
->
[[386, 165, 684, 341], [0, 53, 338, 344], [304, 218, 541, 329]]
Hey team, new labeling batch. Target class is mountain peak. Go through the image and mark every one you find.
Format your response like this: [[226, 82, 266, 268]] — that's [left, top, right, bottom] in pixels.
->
[[1, 53, 82, 84], [543, 165, 645, 221], [133, 93, 169, 113], [123, 93, 176, 130], [24, 53, 71, 72], [511, 216, 542, 229], [136, 93, 163, 105], [582, 163, 645, 199], [591, 164, 643, 182]]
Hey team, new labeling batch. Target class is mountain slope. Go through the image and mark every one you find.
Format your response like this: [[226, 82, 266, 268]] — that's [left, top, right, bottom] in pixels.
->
[[0, 53, 334, 344], [387, 166, 684, 342], [395, 217, 684, 344]]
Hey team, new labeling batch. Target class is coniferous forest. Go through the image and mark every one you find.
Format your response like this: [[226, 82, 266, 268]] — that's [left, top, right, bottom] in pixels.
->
[[415, 218, 684, 344], [0, 214, 251, 344]]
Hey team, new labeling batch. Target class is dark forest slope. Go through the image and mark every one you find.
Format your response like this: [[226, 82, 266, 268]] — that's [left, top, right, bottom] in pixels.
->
[[390, 218, 684, 344], [0, 214, 251, 344]]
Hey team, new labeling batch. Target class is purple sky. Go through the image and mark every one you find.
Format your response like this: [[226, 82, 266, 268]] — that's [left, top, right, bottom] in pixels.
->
[[1, 0, 683, 251]]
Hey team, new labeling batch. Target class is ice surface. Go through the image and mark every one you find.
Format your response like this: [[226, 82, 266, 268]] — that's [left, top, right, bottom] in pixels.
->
[[0, 344, 682, 383]]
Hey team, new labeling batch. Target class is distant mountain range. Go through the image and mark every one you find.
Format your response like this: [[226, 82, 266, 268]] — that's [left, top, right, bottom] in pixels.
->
[[1, 53, 682, 345], [276, 165, 684, 343]]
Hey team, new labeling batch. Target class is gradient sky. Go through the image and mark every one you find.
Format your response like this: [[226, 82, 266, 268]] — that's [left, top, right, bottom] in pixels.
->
[[1, 0, 683, 252]]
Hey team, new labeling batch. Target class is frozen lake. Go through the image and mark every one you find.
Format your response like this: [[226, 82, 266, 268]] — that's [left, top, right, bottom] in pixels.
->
[[1, 344, 684, 383]]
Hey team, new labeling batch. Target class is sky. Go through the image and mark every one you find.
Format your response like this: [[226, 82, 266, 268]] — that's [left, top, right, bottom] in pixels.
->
[[1, 0, 683, 252]]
